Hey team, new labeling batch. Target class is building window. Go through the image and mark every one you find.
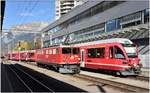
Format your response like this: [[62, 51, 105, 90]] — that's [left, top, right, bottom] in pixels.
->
[[122, 20, 141, 28], [106, 19, 120, 32], [120, 12, 141, 24], [87, 48, 105, 58], [144, 8, 149, 23]]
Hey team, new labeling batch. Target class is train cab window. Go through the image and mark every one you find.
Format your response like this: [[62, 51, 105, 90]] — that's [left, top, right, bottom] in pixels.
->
[[114, 46, 125, 59], [88, 48, 105, 58], [109, 47, 114, 58], [73, 48, 80, 54], [62, 48, 71, 54]]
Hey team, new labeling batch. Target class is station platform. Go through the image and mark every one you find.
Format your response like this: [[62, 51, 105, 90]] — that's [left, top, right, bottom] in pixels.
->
[[141, 68, 149, 77], [80, 71, 149, 90]]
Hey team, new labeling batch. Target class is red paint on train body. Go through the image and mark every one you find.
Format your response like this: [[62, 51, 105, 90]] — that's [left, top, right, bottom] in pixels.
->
[[77, 38, 141, 75], [36, 45, 80, 73]]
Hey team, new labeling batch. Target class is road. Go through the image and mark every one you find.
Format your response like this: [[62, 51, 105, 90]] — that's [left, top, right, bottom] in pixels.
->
[[1, 62, 86, 92]]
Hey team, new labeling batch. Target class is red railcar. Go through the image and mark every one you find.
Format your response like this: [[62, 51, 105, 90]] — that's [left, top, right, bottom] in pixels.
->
[[26, 50, 36, 62], [9, 52, 20, 61], [36, 45, 80, 73], [19, 51, 28, 61], [77, 38, 141, 75]]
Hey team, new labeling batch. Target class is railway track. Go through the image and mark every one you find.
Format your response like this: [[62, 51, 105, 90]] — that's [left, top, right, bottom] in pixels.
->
[[11, 61, 149, 92], [7, 63, 54, 92], [129, 75, 149, 81], [5, 61, 86, 92], [73, 74, 149, 92]]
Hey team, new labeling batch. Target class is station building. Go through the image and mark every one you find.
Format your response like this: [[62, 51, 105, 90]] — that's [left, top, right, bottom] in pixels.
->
[[42, 1, 149, 67]]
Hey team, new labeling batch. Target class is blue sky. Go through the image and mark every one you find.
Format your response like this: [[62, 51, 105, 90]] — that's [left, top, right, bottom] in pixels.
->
[[3, 0, 55, 32]]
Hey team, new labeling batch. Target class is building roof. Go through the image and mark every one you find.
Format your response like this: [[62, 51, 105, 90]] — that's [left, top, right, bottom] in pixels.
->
[[42, 0, 102, 32]]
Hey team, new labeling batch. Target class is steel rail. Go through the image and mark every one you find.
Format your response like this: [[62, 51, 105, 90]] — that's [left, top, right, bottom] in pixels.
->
[[8, 65, 33, 92], [14, 65, 55, 92], [8, 61, 55, 92], [73, 74, 149, 92], [12, 61, 149, 92]]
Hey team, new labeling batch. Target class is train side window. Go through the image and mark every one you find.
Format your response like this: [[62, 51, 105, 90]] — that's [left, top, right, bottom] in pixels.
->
[[53, 49, 56, 54], [109, 47, 114, 58], [88, 48, 105, 58], [114, 46, 125, 59], [62, 48, 71, 54], [73, 48, 80, 54], [46, 50, 49, 54], [49, 49, 52, 54], [98, 48, 105, 58], [56, 48, 59, 54]]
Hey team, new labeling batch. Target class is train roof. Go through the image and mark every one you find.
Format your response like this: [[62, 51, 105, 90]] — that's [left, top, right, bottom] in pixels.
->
[[41, 44, 79, 49], [72, 38, 133, 47]]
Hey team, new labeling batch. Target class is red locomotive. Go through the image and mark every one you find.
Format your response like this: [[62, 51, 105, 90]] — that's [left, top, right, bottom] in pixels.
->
[[75, 38, 141, 75], [36, 44, 80, 73]]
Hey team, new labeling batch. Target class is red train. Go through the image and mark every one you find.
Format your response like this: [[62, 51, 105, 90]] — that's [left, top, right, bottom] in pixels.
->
[[8, 45, 80, 73], [9, 51, 20, 61], [36, 45, 80, 73], [26, 50, 36, 62], [76, 38, 142, 75], [8, 38, 142, 75]]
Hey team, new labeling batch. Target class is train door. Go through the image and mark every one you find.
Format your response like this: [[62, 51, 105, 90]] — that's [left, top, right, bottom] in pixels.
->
[[108, 46, 127, 71], [80, 49, 85, 67]]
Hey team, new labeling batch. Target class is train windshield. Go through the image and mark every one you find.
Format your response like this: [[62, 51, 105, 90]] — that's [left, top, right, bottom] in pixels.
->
[[122, 44, 137, 58]]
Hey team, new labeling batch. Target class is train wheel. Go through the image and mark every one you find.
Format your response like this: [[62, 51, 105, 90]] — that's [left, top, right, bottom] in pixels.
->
[[37, 63, 40, 67], [75, 66, 80, 74]]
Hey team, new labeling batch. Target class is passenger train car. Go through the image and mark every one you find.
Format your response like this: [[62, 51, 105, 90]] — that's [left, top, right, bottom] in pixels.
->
[[26, 50, 37, 62], [74, 38, 142, 75], [9, 51, 20, 61], [19, 51, 28, 61]]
